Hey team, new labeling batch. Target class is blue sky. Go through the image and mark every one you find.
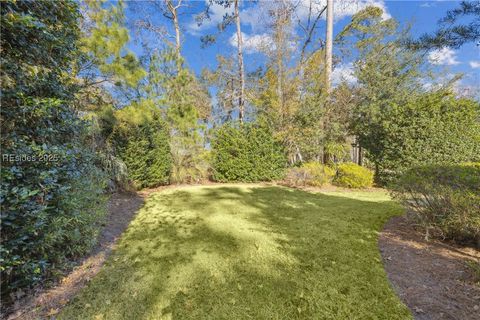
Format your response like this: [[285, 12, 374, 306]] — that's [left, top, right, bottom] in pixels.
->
[[124, 0, 479, 91]]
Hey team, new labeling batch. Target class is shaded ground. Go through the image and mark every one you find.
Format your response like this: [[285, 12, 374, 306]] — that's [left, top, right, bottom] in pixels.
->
[[7, 192, 146, 320], [58, 186, 411, 320], [379, 216, 480, 320]]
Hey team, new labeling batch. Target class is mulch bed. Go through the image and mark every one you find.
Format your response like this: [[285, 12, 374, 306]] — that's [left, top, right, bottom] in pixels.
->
[[379, 215, 480, 320]]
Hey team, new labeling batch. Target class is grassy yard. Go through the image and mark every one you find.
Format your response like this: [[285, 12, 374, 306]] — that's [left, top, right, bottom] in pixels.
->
[[60, 185, 411, 320]]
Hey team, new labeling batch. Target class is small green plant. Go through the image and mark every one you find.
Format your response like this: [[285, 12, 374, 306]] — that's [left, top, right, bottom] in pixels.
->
[[466, 260, 480, 286], [390, 163, 480, 246], [333, 162, 374, 188]]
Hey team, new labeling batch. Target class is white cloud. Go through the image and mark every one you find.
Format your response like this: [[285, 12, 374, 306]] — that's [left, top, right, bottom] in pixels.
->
[[229, 32, 274, 54], [421, 74, 479, 98], [238, 0, 390, 32], [469, 61, 480, 69], [428, 47, 459, 66], [332, 62, 357, 85], [419, 2, 435, 8], [187, 0, 234, 35], [190, 0, 390, 37], [240, 5, 269, 32], [294, 0, 391, 22]]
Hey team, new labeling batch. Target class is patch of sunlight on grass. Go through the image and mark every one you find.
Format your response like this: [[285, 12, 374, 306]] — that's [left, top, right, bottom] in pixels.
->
[[321, 189, 393, 202], [59, 185, 412, 320]]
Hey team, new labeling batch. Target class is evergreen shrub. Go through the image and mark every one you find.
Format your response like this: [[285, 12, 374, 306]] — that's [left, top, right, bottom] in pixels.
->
[[211, 123, 287, 182]]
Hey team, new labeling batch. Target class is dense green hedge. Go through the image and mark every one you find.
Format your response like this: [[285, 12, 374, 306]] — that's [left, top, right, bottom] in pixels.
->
[[333, 162, 374, 188], [211, 123, 287, 182], [356, 93, 480, 184], [391, 163, 480, 246], [0, 0, 107, 303], [109, 101, 172, 189]]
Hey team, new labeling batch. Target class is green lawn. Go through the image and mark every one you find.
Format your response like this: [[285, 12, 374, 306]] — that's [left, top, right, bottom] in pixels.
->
[[60, 185, 411, 320]]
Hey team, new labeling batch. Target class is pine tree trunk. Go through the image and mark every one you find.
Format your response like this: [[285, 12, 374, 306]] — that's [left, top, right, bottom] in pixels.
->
[[325, 0, 333, 93], [166, 0, 181, 68], [234, 0, 245, 123], [322, 0, 334, 164]]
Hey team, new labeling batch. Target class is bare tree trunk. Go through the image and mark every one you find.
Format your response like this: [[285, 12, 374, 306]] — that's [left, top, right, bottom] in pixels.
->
[[321, 0, 334, 164], [165, 0, 182, 67], [277, 24, 284, 123], [325, 0, 333, 93], [234, 0, 245, 123], [358, 145, 363, 166]]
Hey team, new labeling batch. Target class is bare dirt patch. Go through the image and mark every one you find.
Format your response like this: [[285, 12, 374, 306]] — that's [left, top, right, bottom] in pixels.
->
[[6, 192, 145, 320], [379, 215, 480, 320]]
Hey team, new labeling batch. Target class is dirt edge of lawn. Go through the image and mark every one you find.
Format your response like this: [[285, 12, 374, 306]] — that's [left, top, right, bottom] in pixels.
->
[[379, 215, 480, 320]]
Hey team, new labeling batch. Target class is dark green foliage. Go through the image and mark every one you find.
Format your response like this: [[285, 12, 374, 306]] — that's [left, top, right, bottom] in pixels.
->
[[333, 163, 374, 189], [391, 163, 480, 246], [110, 101, 172, 188], [344, 8, 480, 184], [211, 123, 287, 182], [1, 100, 108, 298], [0, 0, 107, 304], [357, 92, 480, 183]]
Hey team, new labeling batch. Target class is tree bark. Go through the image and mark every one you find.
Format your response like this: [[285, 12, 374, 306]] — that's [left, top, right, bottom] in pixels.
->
[[325, 0, 333, 93], [234, 0, 245, 123], [165, 0, 182, 66]]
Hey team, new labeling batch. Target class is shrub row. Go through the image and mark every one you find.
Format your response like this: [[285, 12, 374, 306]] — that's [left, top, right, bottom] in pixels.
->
[[356, 93, 480, 185], [391, 163, 480, 246]]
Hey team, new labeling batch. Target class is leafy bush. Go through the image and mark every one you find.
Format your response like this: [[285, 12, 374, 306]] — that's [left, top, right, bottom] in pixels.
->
[[1, 0, 107, 304], [212, 123, 287, 182], [355, 92, 480, 184], [284, 162, 336, 187], [303, 162, 336, 186], [333, 163, 374, 188], [110, 101, 172, 189], [391, 163, 480, 246]]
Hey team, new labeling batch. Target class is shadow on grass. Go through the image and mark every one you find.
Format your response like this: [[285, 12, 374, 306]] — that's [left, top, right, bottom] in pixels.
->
[[59, 186, 412, 320]]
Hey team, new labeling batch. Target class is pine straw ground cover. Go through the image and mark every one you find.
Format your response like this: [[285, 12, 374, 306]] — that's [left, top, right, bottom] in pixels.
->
[[59, 185, 411, 319]]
